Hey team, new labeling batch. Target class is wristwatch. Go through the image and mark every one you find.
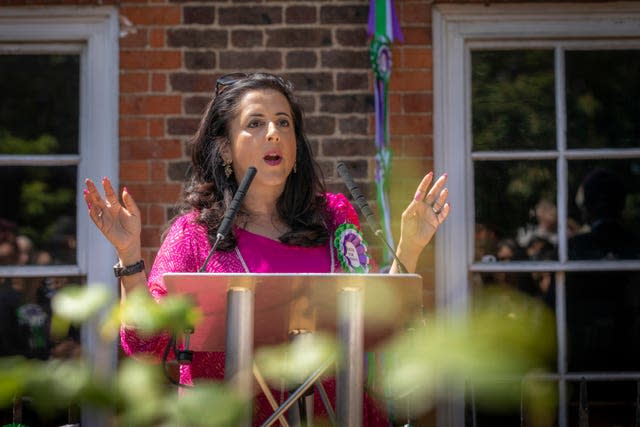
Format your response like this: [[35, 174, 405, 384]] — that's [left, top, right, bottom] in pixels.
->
[[113, 259, 145, 278]]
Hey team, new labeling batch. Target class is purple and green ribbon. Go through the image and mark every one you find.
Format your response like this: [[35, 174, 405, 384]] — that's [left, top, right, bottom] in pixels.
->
[[368, 0, 404, 265]]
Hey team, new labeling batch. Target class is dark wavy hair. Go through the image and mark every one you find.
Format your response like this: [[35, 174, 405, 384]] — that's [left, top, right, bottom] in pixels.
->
[[175, 72, 328, 251]]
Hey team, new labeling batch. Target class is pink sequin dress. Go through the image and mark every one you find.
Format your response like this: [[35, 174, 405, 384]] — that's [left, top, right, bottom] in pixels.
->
[[121, 193, 388, 425]]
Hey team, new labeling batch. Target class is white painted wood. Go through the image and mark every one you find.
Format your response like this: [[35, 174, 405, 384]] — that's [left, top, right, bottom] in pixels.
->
[[0, 7, 119, 427], [433, 3, 640, 426]]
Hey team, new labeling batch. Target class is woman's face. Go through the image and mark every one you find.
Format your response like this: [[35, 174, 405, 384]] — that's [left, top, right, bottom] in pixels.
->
[[224, 89, 297, 194]]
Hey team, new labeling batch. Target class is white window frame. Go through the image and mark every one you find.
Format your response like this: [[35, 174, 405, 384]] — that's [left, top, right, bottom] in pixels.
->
[[0, 7, 119, 427], [433, 3, 640, 426]]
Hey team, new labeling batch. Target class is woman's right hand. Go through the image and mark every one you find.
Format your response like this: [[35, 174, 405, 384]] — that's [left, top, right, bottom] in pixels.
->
[[83, 177, 142, 263]]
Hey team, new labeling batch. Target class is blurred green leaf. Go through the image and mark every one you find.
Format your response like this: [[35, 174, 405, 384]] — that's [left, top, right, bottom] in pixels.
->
[[255, 332, 337, 388], [172, 381, 244, 427], [0, 357, 31, 407], [120, 289, 202, 336], [378, 287, 556, 417], [51, 284, 112, 323]]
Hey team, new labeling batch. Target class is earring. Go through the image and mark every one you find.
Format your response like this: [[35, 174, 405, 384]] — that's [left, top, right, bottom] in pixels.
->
[[293, 162, 297, 174], [224, 159, 233, 178]]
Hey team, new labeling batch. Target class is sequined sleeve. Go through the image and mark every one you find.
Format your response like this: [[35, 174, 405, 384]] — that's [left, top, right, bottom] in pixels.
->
[[324, 192, 361, 234], [120, 212, 207, 358]]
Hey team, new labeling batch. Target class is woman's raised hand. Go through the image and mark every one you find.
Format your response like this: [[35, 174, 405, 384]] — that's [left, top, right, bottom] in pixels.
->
[[83, 177, 142, 262], [393, 172, 450, 273]]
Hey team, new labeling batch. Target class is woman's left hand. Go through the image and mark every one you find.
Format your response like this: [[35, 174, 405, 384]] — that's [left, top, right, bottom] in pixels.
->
[[393, 172, 450, 273]]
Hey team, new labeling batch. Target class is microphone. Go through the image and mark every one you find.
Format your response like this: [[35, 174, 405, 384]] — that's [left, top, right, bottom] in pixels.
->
[[198, 166, 257, 272], [166, 168, 257, 385], [336, 162, 408, 274]]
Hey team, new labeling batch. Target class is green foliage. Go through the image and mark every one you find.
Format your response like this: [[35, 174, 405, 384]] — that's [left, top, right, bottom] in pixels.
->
[[255, 332, 337, 388], [20, 181, 73, 219], [472, 50, 555, 151], [0, 130, 59, 155], [378, 287, 556, 418], [0, 284, 558, 425]]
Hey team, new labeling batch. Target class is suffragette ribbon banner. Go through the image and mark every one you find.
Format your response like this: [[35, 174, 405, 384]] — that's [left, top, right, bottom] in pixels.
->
[[368, 0, 403, 265]]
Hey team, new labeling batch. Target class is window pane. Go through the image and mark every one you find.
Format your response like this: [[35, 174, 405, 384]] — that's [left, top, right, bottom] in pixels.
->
[[0, 54, 79, 154], [0, 166, 77, 265], [567, 381, 636, 426], [566, 50, 640, 149], [0, 275, 83, 425], [0, 275, 83, 359], [567, 160, 640, 260], [472, 50, 555, 151], [474, 160, 557, 262], [566, 270, 640, 372]]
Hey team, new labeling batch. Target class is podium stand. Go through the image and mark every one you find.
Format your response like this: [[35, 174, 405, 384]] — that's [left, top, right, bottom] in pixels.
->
[[163, 272, 423, 427]]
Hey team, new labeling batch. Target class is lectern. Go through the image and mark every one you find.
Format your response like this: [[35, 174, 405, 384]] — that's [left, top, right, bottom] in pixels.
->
[[163, 272, 423, 427]]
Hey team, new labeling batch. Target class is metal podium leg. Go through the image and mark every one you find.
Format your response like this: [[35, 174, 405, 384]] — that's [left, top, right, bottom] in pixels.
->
[[336, 287, 364, 427], [225, 287, 254, 427]]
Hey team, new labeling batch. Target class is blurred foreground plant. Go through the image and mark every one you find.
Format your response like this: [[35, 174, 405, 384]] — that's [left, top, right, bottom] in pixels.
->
[[1, 283, 557, 426], [0, 285, 242, 427], [377, 286, 557, 419]]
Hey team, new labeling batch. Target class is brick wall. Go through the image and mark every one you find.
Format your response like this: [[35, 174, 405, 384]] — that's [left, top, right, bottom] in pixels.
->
[[114, 0, 436, 282], [4, 0, 436, 299]]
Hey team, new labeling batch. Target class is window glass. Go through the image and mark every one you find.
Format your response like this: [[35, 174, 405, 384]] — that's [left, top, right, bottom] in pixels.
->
[[566, 270, 640, 372], [0, 275, 83, 425], [0, 55, 79, 154], [472, 50, 555, 151], [567, 380, 637, 424], [566, 50, 640, 149], [474, 160, 557, 262], [0, 166, 77, 266], [568, 159, 640, 260]]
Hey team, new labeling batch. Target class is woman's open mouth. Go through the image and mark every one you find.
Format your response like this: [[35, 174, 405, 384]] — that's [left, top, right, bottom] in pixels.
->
[[263, 153, 282, 166]]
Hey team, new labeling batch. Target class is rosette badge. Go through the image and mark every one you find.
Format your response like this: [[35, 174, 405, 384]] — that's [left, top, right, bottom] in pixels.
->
[[334, 223, 370, 273]]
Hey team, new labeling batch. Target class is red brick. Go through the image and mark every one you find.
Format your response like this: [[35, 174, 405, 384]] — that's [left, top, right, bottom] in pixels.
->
[[150, 160, 167, 181], [120, 28, 148, 48], [219, 6, 283, 25], [120, 73, 148, 93], [390, 70, 432, 92], [149, 29, 166, 48], [320, 5, 368, 24], [141, 225, 162, 247], [128, 183, 182, 204], [120, 160, 150, 181], [391, 113, 432, 135], [120, 51, 181, 70], [399, 2, 432, 24], [120, 6, 181, 26], [184, 6, 215, 25], [403, 135, 434, 157], [402, 93, 432, 113], [286, 5, 317, 24], [148, 204, 166, 226], [120, 118, 148, 138], [151, 73, 167, 92], [401, 26, 432, 46], [401, 47, 433, 69], [388, 93, 403, 114], [121, 95, 181, 115], [149, 118, 165, 138], [267, 29, 332, 48], [121, 138, 183, 160]]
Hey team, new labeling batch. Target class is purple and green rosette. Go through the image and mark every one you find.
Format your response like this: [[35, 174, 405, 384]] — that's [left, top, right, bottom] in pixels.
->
[[333, 223, 370, 274]]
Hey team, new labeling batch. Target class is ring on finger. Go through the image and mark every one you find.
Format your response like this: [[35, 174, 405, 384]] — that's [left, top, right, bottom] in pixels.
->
[[97, 210, 103, 218]]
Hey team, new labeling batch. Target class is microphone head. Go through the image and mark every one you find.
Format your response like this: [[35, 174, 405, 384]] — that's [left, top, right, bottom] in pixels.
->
[[336, 161, 349, 179]]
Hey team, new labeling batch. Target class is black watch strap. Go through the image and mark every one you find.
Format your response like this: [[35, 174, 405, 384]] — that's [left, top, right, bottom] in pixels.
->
[[113, 259, 145, 278]]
